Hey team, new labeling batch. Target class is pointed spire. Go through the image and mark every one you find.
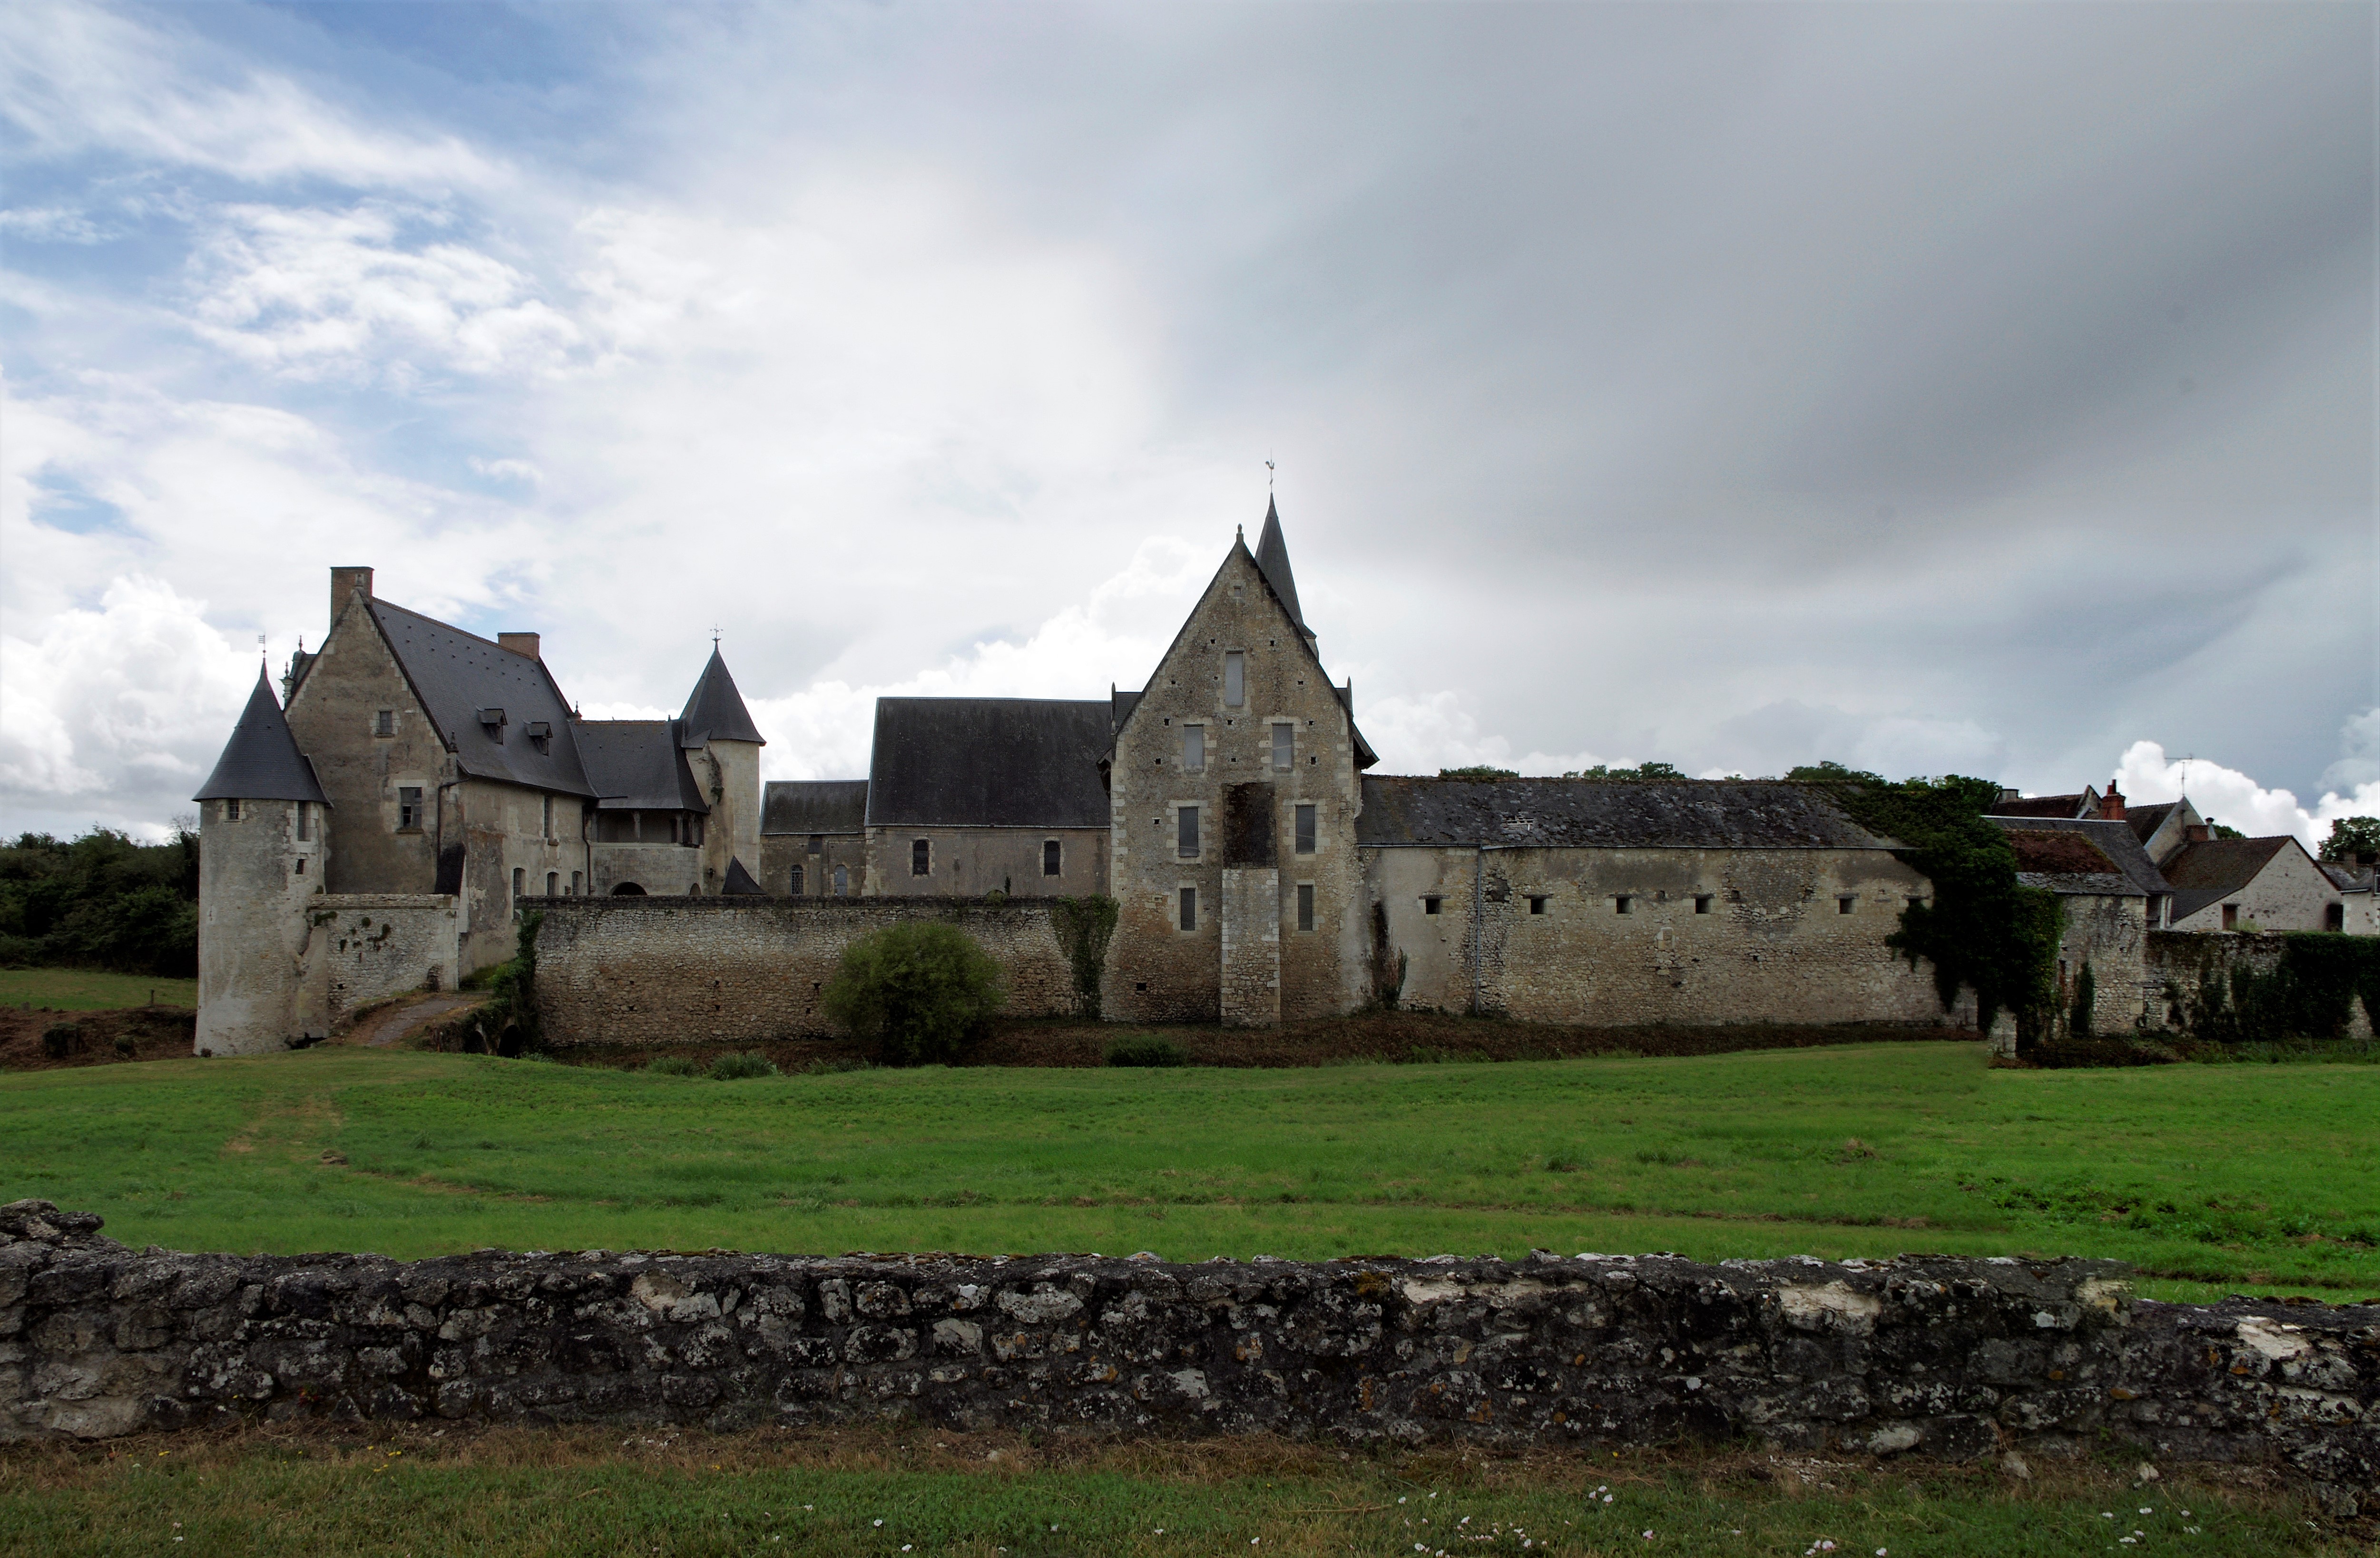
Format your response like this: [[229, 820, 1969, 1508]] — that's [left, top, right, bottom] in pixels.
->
[[194, 668, 329, 803], [678, 646, 767, 746], [1252, 494, 1308, 636]]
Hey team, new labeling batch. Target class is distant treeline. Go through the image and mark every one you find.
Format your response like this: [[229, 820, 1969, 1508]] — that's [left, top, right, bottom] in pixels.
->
[[0, 827, 199, 977]]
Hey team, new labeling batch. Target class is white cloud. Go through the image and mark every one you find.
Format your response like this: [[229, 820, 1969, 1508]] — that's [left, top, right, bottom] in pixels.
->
[[2113, 729, 2380, 852], [0, 575, 255, 834], [0, 0, 499, 189], [186, 203, 578, 382], [1352, 690, 1607, 776]]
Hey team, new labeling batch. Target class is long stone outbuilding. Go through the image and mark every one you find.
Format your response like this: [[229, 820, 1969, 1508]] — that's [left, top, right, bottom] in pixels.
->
[[3, 1204, 2371, 1510]]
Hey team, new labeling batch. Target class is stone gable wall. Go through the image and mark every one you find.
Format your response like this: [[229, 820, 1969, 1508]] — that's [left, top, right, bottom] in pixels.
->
[[531, 896, 1077, 1046], [1, 1203, 2370, 1507]]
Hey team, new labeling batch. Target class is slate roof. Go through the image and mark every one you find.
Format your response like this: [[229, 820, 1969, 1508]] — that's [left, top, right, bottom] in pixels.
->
[[1988, 792, 2096, 820], [2160, 837, 2298, 922], [367, 600, 593, 796], [2322, 861, 2375, 892], [2125, 800, 2179, 844], [1356, 778, 1897, 850], [194, 669, 330, 804], [867, 698, 1112, 828], [1111, 688, 1141, 734], [762, 780, 871, 835], [679, 648, 767, 746], [1984, 816, 2168, 899], [1253, 496, 1307, 634], [574, 720, 708, 813], [722, 857, 766, 896]]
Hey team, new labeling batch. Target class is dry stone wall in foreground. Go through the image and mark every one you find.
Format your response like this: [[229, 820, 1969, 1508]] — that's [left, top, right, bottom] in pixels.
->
[[2, 1203, 2370, 1507]]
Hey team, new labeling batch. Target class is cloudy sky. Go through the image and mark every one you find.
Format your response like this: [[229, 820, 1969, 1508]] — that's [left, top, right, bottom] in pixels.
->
[[3, 1, 2373, 846]]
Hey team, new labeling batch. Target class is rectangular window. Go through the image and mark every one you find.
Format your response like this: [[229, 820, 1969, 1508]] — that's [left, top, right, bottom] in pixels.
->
[[1179, 886, 1197, 931], [1294, 803, 1316, 855], [295, 802, 312, 841], [1042, 839, 1062, 876], [1177, 805, 1199, 858], [397, 787, 422, 830], [1423, 895, 1442, 915], [833, 865, 848, 895], [375, 709, 394, 737], [807, 834, 822, 856], [1694, 894, 1713, 915], [1615, 895, 1633, 914], [1837, 896, 1856, 915], [1183, 725, 1205, 770], [570, 871, 582, 896], [2221, 903, 2238, 931], [790, 865, 805, 896], [542, 796, 554, 837], [1272, 724, 1293, 771], [1223, 650, 1244, 706], [547, 872, 558, 896], [1528, 895, 1547, 915], [294, 857, 304, 876], [512, 867, 525, 897], [1297, 882, 1315, 932], [912, 838, 931, 876]]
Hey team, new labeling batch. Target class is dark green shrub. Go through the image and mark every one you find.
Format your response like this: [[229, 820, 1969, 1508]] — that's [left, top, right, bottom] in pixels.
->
[[0, 827, 199, 976], [112, 1033, 136, 1058], [1051, 896, 1118, 1019], [646, 1055, 700, 1077], [707, 1051, 779, 1080], [40, 1022, 80, 1059], [2069, 961, 2096, 1042], [1105, 1034, 1187, 1068], [821, 920, 1004, 1065], [456, 910, 542, 1057]]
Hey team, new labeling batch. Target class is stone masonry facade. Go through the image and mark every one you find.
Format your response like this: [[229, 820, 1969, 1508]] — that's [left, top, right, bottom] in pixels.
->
[[531, 897, 1077, 1047], [4, 1204, 2372, 1506]]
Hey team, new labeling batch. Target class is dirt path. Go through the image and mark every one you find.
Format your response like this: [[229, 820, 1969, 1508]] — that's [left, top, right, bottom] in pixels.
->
[[348, 993, 485, 1049]]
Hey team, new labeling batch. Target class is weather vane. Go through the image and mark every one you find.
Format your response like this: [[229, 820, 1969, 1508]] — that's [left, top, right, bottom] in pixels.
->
[[256, 633, 266, 663], [711, 625, 722, 646], [1265, 454, 1275, 491]]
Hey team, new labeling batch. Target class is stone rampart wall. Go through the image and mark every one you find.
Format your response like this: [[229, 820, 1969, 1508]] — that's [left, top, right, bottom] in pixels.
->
[[306, 895, 461, 1026], [531, 896, 1076, 1046], [2, 1203, 2370, 1503], [2144, 931, 2289, 1026]]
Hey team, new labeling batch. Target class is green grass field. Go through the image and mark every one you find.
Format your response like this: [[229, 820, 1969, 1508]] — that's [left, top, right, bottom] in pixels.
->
[[0, 1426, 2354, 1557], [2, 1042, 2373, 1301], [0, 967, 196, 1011]]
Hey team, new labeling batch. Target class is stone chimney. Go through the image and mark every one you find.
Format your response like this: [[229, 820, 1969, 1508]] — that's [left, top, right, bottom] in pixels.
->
[[497, 632, 541, 660], [330, 566, 373, 633], [2099, 779, 2125, 822], [2185, 823, 2211, 844]]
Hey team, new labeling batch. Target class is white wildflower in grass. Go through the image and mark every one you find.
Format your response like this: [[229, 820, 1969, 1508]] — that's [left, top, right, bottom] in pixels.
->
[[873, 1520, 884, 1528]]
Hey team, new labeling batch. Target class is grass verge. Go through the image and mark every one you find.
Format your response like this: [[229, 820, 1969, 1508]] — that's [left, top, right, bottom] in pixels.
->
[[0, 968, 196, 1011], [0, 1424, 2360, 1557]]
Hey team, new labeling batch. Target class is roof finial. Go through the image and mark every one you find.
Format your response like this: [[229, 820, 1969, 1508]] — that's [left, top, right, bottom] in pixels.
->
[[256, 632, 266, 665], [1265, 452, 1274, 491], [711, 625, 722, 647]]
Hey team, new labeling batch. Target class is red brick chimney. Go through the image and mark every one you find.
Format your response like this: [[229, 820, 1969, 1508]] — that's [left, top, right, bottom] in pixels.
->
[[497, 632, 541, 659], [2099, 779, 2125, 822], [2185, 823, 2210, 844]]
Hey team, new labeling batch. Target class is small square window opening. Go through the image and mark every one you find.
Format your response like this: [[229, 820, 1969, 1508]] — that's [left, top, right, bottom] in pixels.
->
[[1694, 894, 1714, 914], [1837, 896, 1856, 915], [1615, 895, 1633, 915], [1528, 896, 1547, 915], [1297, 882, 1315, 932], [1422, 896, 1442, 915]]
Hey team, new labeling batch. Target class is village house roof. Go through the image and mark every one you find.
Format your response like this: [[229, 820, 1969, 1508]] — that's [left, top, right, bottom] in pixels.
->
[[678, 647, 767, 747], [2321, 861, 2375, 893], [2159, 836, 2302, 923], [1356, 778, 1898, 850], [365, 599, 594, 796], [194, 669, 330, 805], [2125, 800, 2181, 844], [761, 779, 871, 835], [1987, 790, 2100, 820], [573, 720, 709, 813], [1984, 816, 2168, 899], [867, 698, 1113, 829]]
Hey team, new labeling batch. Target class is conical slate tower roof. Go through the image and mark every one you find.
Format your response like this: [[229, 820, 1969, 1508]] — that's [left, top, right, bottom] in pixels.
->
[[1252, 496, 1308, 636], [193, 668, 329, 804], [678, 646, 767, 746]]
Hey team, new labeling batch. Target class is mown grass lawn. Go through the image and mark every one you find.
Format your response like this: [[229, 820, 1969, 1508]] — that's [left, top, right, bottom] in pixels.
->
[[0, 1426, 2356, 1558], [0, 968, 196, 1011], [1, 1042, 2372, 1301]]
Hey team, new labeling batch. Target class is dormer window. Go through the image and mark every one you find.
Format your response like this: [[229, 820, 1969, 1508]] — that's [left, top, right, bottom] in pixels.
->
[[478, 707, 506, 743], [525, 720, 551, 749]]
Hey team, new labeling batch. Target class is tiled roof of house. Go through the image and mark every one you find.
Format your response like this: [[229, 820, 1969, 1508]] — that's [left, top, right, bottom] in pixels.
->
[[367, 600, 594, 796], [575, 720, 708, 812], [761, 779, 870, 835], [193, 669, 330, 805], [1987, 792, 2096, 820], [1356, 778, 1896, 849], [1985, 816, 2168, 899], [2160, 836, 2297, 922], [867, 698, 1112, 828]]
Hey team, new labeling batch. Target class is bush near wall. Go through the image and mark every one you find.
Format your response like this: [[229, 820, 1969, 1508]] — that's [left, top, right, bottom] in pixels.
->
[[0, 828, 200, 978], [2165, 933, 2380, 1043]]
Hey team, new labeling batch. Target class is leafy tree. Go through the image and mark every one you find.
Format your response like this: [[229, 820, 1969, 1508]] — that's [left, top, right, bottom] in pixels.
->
[[2207, 820, 2245, 840], [0, 826, 199, 976], [1559, 762, 1687, 781], [822, 920, 1005, 1065], [1438, 766, 1519, 779], [2321, 816, 2380, 863]]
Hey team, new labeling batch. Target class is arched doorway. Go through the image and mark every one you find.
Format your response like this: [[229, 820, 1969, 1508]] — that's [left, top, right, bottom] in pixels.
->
[[611, 882, 646, 896]]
